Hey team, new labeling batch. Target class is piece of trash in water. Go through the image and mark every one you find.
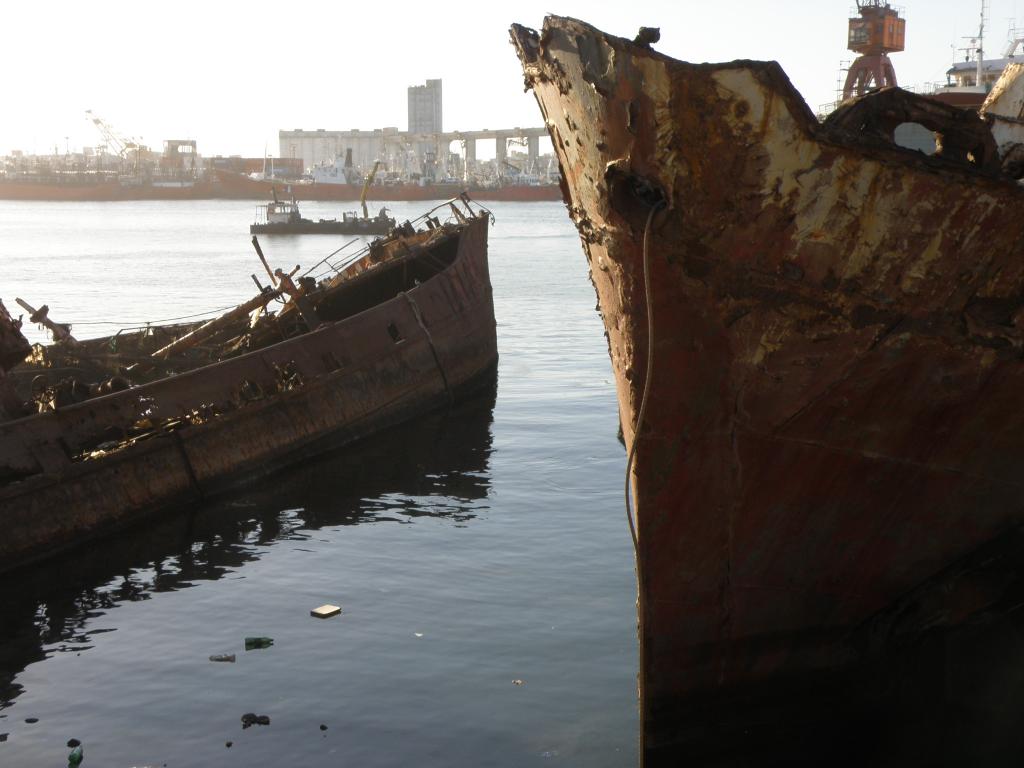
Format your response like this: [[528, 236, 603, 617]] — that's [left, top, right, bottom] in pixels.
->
[[310, 604, 342, 619], [67, 738, 81, 748], [0, 733, 7, 742], [209, 654, 236, 663], [319, 724, 328, 731], [225, 741, 233, 748], [244, 637, 274, 650], [241, 713, 271, 729], [541, 750, 560, 758], [24, 717, 38, 724], [414, 632, 423, 638], [68, 744, 84, 765], [512, 679, 525, 686]]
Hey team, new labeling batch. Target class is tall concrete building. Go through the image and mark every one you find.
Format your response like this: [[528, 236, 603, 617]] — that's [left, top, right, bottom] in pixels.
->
[[407, 79, 443, 133]]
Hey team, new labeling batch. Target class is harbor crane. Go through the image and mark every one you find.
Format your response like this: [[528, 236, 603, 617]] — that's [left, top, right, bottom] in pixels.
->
[[360, 160, 382, 219], [85, 110, 144, 171], [843, 1, 905, 100]]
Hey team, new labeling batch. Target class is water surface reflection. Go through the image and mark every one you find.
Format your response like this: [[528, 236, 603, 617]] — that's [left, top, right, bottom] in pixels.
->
[[0, 381, 496, 715]]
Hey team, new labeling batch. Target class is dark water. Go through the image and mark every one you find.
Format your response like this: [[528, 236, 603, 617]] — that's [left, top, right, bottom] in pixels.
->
[[0, 201, 637, 766]]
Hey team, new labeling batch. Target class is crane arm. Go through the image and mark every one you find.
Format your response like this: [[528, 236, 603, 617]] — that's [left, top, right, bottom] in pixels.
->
[[360, 160, 381, 219], [85, 110, 138, 157]]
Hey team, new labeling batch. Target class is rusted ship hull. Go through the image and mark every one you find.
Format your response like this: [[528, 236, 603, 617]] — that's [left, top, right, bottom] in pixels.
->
[[0, 214, 496, 574], [513, 17, 1024, 763]]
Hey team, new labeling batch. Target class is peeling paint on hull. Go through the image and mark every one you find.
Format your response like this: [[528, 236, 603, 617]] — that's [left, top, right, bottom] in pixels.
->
[[513, 16, 1024, 763]]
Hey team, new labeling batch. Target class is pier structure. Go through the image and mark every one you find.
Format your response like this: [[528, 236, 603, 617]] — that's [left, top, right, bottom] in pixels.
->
[[279, 126, 550, 182]]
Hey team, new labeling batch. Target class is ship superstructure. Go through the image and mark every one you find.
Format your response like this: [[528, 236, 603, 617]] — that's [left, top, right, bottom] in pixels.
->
[[929, 2, 1024, 108]]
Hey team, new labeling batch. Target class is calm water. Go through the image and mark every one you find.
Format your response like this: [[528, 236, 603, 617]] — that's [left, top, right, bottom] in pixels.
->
[[0, 200, 638, 767]]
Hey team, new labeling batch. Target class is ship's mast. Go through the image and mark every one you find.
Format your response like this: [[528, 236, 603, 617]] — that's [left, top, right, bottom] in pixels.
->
[[976, 0, 989, 87]]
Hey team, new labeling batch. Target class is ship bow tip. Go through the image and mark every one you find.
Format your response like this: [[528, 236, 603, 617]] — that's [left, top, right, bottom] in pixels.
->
[[509, 23, 540, 64]]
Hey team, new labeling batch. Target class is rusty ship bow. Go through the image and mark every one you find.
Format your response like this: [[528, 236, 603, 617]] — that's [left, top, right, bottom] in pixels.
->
[[514, 15, 1024, 764]]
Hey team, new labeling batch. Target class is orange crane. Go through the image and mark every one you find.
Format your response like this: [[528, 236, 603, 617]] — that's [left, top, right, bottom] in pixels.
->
[[843, 1, 905, 99]]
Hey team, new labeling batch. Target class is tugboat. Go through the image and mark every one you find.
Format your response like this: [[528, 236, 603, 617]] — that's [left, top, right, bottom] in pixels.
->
[[250, 163, 395, 235]]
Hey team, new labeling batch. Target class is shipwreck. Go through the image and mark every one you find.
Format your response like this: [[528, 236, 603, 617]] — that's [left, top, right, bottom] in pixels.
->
[[513, 16, 1024, 765], [0, 197, 496, 574]]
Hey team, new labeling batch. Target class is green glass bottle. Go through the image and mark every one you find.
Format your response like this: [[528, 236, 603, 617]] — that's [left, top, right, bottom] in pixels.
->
[[68, 744, 84, 765], [244, 636, 274, 650]]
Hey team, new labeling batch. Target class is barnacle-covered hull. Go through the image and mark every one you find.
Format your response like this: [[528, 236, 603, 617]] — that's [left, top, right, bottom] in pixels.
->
[[513, 16, 1024, 763]]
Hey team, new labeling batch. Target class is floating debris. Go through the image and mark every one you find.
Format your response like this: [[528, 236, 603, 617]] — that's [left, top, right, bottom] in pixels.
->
[[66, 738, 81, 748], [208, 654, 236, 663], [24, 717, 38, 724], [512, 679, 525, 686], [310, 604, 341, 619], [225, 741, 233, 748], [244, 637, 274, 651], [68, 744, 83, 765], [319, 724, 328, 731], [240, 713, 271, 729]]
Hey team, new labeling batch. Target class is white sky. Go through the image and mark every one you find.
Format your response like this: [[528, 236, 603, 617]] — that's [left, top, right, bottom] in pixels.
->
[[1, 0, 1020, 158]]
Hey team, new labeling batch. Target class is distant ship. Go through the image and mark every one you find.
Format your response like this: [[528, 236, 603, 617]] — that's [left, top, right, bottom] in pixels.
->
[[211, 169, 562, 202], [0, 168, 561, 202], [925, 2, 1024, 109], [0, 171, 221, 201]]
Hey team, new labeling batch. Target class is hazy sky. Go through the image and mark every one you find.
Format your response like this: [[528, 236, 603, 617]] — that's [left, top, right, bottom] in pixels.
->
[[2, 0, 1020, 158]]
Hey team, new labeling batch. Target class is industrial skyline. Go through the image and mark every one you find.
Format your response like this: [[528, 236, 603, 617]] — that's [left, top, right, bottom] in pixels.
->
[[280, 78, 550, 179], [2, 1, 1019, 158], [3, 74, 556, 186]]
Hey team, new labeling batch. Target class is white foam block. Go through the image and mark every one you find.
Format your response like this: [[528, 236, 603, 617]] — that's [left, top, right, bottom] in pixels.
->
[[311, 604, 342, 619]]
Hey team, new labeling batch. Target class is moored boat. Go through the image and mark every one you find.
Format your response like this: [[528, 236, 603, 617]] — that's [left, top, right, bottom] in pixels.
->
[[1, 197, 497, 574], [248, 188, 395, 236], [251, 167, 396, 235], [513, 16, 1024, 764]]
